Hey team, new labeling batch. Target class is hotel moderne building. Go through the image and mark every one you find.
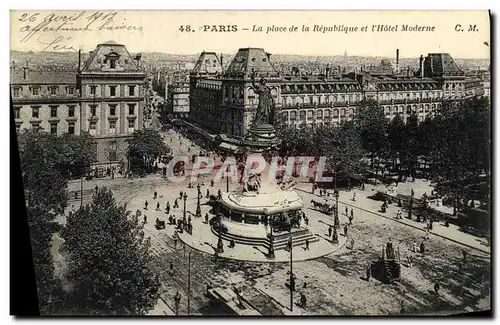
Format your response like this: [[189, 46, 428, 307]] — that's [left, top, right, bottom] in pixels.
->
[[189, 48, 485, 150], [10, 41, 146, 168]]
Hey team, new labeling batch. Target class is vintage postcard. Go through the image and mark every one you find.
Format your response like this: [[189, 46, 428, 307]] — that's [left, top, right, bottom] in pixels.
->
[[10, 10, 491, 316]]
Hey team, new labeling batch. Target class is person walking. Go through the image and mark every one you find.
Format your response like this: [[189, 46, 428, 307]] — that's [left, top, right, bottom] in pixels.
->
[[156, 202, 160, 211], [352, 192, 356, 202], [343, 224, 348, 237], [350, 209, 354, 221], [144, 200, 148, 210], [305, 239, 310, 250], [345, 206, 348, 216], [143, 215, 147, 224], [154, 191, 157, 200], [328, 225, 333, 237], [434, 281, 440, 295]]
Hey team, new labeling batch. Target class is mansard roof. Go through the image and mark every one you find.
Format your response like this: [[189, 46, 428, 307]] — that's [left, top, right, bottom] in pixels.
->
[[419, 53, 464, 78], [225, 48, 278, 78], [81, 41, 142, 73], [192, 51, 223, 75]]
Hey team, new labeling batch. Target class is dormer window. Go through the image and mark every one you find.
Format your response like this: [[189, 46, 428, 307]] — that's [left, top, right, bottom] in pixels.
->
[[104, 52, 120, 69]]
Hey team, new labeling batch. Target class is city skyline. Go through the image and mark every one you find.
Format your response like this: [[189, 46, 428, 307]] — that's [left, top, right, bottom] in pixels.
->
[[10, 10, 490, 59]]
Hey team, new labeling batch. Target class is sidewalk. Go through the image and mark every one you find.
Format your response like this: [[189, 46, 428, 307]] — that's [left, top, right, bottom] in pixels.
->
[[295, 183, 490, 255]]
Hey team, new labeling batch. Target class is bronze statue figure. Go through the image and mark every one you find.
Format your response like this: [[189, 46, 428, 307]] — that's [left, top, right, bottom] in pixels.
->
[[251, 71, 275, 126]]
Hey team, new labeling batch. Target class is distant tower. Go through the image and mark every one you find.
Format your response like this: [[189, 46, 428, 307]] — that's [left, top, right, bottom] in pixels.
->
[[343, 49, 348, 72]]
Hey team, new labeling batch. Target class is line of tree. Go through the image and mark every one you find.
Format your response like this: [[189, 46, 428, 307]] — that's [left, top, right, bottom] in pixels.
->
[[276, 97, 490, 212], [127, 129, 170, 176]]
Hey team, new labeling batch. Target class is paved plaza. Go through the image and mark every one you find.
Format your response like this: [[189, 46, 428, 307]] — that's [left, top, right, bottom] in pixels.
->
[[64, 129, 491, 316]]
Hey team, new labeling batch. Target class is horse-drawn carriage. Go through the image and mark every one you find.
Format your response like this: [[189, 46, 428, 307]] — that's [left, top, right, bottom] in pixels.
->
[[310, 198, 335, 214]]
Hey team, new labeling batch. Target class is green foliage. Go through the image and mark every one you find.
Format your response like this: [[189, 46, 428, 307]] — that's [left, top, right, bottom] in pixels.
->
[[61, 188, 160, 315], [127, 129, 170, 174], [18, 130, 69, 215], [57, 132, 97, 179], [26, 206, 63, 314]]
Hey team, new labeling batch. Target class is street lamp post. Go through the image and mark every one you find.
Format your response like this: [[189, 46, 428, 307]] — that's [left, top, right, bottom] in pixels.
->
[[195, 184, 202, 218], [217, 212, 224, 253], [187, 251, 191, 315], [183, 193, 188, 223]]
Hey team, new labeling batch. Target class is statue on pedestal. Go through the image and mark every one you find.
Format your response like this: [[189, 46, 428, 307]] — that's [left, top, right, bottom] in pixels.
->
[[251, 70, 275, 126]]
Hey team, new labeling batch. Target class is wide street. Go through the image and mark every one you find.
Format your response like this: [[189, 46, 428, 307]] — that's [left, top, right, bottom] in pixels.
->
[[65, 129, 491, 316]]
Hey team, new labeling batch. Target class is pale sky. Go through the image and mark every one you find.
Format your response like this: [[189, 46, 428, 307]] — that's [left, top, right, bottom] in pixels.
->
[[10, 10, 490, 59]]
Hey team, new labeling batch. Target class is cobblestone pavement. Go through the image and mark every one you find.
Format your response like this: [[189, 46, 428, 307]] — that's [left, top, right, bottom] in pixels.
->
[[63, 129, 491, 316]]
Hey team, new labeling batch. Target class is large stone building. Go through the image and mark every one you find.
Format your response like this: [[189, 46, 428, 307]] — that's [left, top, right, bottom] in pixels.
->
[[10, 40, 146, 168], [166, 81, 190, 119], [189, 48, 486, 141]]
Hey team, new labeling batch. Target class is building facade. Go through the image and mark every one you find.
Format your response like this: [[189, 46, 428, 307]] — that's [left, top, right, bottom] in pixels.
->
[[10, 41, 146, 168], [166, 81, 190, 118], [189, 48, 486, 139]]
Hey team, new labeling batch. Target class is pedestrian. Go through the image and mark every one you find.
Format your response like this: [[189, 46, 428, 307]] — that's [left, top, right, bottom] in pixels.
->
[[174, 198, 179, 208], [95, 185, 98, 193], [343, 224, 348, 237], [144, 200, 148, 210], [434, 281, 440, 295], [211, 179, 214, 187], [179, 191, 183, 199], [351, 209, 354, 220], [420, 242, 425, 254], [349, 215, 353, 226], [350, 238, 355, 250], [169, 261, 174, 275], [206, 188, 210, 198], [143, 215, 147, 224], [166, 205, 170, 215], [345, 206, 348, 216], [154, 191, 157, 199], [366, 264, 371, 281], [412, 242, 418, 253], [299, 293, 307, 308], [156, 202, 160, 211], [328, 225, 332, 237], [205, 213, 209, 224], [352, 192, 356, 202], [425, 228, 430, 240], [407, 255, 413, 267]]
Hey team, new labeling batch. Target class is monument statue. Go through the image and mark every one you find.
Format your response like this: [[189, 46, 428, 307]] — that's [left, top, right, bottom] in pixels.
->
[[251, 70, 275, 126]]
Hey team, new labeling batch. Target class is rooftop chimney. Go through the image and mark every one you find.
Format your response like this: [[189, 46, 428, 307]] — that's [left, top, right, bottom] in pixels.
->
[[395, 49, 400, 74], [419, 55, 424, 77], [78, 49, 81, 72], [23, 60, 29, 80]]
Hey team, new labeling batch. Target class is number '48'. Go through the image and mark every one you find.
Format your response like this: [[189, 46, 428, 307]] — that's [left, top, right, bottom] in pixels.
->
[[178, 25, 192, 32]]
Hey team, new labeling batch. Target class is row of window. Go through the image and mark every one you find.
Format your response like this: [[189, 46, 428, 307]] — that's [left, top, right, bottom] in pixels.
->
[[13, 86, 76, 97], [17, 120, 136, 135], [282, 94, 362, 106], [14, 104, 137, 119], [378, 91, 442, 101], [88, 104, 136, 117], [283, 108, 357, 121], [88, 85, 136, 97]]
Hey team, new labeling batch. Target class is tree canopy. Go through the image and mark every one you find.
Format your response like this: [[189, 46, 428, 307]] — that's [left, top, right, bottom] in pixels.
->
[[61, 188, 160, 315], [127, 129, 170, 175]]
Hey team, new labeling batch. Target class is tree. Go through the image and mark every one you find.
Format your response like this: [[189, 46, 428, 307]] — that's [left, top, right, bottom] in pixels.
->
[[17, 130, 68, 313], [57, 132, 97, 179], [61, 188, 160, 315], [336, 120, 366, 187], [127, 129, 170, 175], [402, 113, 419, 180], [354, 99, 389, 178], [387, 113, 405, 176], [18, 130, 68, 215], [26, 206, 64, 314]]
